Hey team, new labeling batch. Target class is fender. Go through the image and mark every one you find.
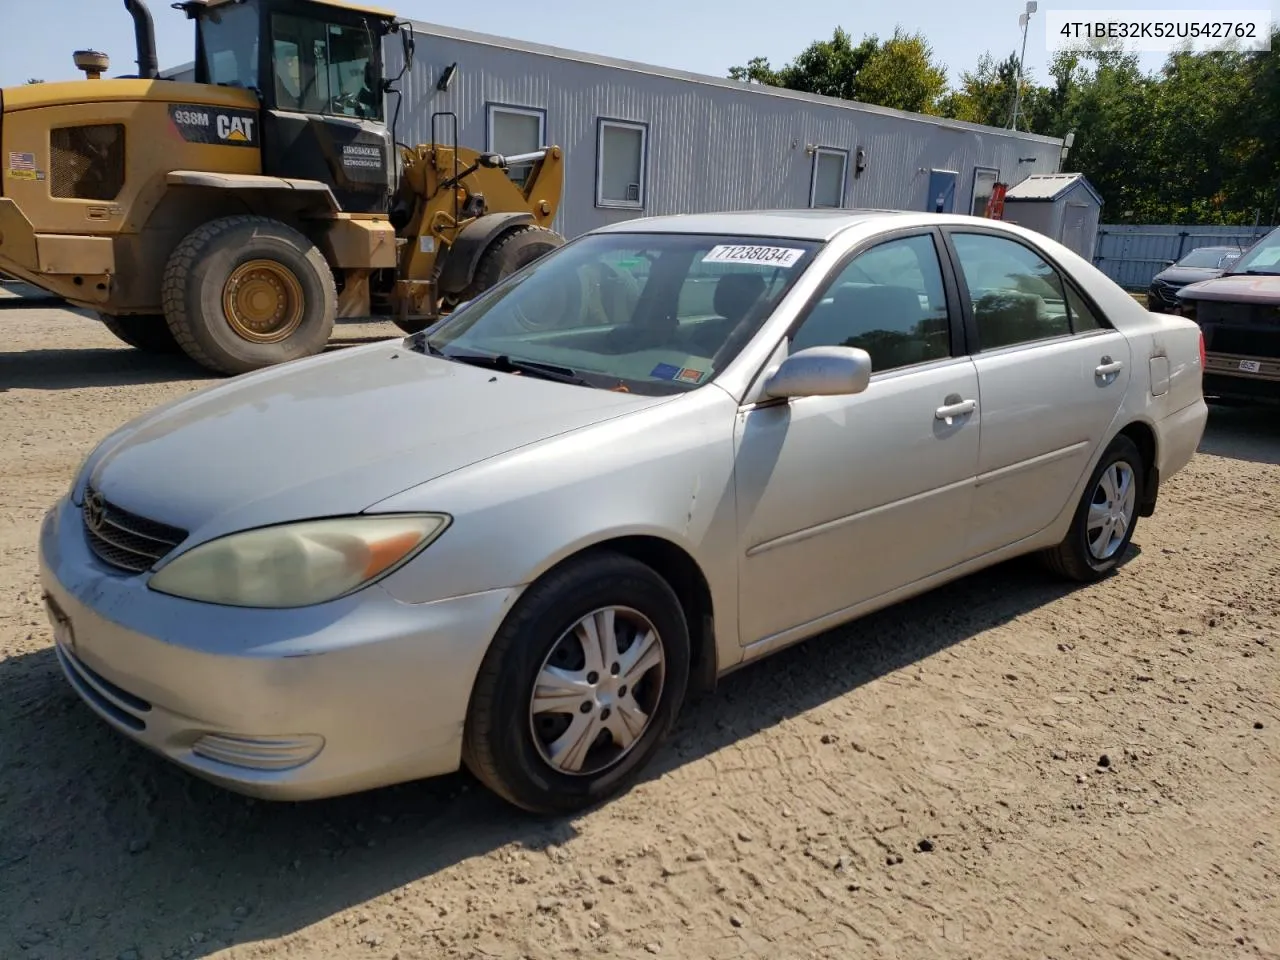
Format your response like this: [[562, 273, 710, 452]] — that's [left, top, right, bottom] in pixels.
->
[[436, 211, 535, 295]]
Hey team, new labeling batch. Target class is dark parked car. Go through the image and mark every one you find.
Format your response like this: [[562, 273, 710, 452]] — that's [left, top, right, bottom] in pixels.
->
[[1175, 227, 1280, 402], [1147, 246, 1241, 312]]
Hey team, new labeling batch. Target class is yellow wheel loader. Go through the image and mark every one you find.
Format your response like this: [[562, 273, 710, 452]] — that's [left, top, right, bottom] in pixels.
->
[[0, 0, 566, 374]]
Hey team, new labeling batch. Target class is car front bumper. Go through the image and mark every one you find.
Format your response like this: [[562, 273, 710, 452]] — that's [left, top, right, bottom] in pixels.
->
[[37, 494, 518, 801]]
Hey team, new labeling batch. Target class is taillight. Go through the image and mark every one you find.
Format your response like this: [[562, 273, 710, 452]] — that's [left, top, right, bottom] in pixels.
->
[[1198, 332, 1206, 368]]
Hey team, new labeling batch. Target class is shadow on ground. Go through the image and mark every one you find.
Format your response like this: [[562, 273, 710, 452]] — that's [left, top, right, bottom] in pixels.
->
[[1, 548, 1128, 959], [1198, 401, 1280, 466]]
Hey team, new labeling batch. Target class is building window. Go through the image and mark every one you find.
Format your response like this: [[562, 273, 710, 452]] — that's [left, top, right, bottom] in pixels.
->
[[809, 147, 848, 208], [596, 118, 647, 209], [971, 166, 1000, 216], [486, 104, 546, 188]]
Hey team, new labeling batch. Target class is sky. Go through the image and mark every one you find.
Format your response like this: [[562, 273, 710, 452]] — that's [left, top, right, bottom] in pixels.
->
[[1, 0, 1276, 90]]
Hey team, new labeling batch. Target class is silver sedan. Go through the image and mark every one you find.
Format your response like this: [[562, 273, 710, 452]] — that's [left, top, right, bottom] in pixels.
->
[[38, 210, 1208, 814]]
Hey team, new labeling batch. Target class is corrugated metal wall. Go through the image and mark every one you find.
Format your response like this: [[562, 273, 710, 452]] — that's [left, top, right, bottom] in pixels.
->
[[1093, 223, 1275, 289], [388, 26, 1065, 239]]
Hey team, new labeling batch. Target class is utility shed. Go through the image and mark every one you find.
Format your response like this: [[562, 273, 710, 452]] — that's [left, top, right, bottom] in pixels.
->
[[163, 21, 1066, 239], [1001, 173, 1103, 260]]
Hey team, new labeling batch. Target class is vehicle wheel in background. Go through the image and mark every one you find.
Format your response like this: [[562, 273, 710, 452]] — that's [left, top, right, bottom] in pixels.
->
[[161, 215, 336, 376], [462, 551, 691, 815], [96, 312, 184, 354], [1041, 433, 1145, 582]]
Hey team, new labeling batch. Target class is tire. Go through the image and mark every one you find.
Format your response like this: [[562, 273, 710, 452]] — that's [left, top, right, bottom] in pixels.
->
[[161, 215, 336, 376], [462, 551, 691, 815], [458, 225, 567, 331], [97, 312, 184, 354], [1041, 434, 1145, 582]]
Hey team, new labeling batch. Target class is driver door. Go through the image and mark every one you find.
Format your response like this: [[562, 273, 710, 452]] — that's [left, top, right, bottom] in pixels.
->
[[733, 229, 982, 647]]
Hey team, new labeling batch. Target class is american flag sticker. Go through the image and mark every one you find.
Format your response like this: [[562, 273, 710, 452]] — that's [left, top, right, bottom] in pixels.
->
[[8, 152, 36, 171]]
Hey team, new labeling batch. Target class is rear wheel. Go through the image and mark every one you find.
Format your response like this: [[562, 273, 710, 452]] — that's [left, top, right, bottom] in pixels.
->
[[459, 225, 568, 331], [462, 551, 691, 815], [1041, 434, 1144, 582], [97, 312, 183, 354], [161, 215, 336, 375]]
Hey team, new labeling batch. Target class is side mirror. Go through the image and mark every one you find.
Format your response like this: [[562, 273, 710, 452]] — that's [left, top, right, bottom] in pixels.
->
[[763, 345, 872, 400], [1163, 260, 1175, 267]]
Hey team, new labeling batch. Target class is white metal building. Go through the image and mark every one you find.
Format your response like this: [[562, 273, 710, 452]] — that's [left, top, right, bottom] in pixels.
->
[[1001, 173, 1104, 261], [165, 20, 1068, 239]]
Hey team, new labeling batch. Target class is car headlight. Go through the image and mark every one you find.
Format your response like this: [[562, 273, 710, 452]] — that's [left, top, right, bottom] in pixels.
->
[[148, 514, 450, 608]]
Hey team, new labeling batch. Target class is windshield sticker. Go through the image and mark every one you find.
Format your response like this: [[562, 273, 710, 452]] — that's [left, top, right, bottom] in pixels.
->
[[675, 367, 704, 383], [702, 245, 805, 267], [650, 362, 680, 380]]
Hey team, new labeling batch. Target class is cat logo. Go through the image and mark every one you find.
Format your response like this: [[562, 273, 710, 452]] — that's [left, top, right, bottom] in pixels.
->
[[216, 114, 255, 143]]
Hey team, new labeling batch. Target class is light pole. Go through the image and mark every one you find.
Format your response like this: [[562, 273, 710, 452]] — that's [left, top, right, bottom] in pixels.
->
[[1010, 1, 1037, 130]]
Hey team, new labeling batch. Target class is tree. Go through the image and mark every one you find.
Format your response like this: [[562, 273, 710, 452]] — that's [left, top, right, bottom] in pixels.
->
[[728, 26, 947, 110], [853, 27, 949, 114]]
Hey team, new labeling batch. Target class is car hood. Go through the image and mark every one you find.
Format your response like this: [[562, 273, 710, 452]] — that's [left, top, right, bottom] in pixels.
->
[[85, 341, 670, 544], [1153, 266, 1222, 286], [1177, 273, 1280, 304]]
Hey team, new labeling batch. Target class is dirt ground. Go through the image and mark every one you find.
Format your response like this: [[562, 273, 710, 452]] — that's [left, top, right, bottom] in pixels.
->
[[2, 294, 1278, 960]]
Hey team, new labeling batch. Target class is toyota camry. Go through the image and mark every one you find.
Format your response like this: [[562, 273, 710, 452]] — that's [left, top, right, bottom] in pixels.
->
[[38, 210, 1208, 814]]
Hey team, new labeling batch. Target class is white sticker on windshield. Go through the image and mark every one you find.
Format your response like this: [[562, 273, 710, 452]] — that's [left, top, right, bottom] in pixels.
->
[[701, 244, 805, 267]]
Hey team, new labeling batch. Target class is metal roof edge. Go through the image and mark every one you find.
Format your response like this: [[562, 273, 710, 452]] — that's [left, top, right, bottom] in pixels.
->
[[404, 19, 1066, 147], [1005, 173, 1104, 205]]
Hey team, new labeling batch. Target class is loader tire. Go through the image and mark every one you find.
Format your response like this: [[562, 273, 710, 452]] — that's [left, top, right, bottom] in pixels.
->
[[97, 312, 184, 354], [461, 225, 570, 332], [161, 215, 336, 376]]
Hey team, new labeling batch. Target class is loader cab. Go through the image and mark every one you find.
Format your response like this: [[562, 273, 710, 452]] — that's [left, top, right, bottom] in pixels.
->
[[185, 0, 396, 213]]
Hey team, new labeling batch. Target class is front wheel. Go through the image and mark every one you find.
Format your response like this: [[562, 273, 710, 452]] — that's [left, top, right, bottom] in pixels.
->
[[1041, 434, 1145, 582], [161, 215, 336, 375], [462, 552, 691, 815]]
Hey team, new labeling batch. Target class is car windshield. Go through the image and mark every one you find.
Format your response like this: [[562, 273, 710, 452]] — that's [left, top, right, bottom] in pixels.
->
[[1228, 229, 1280, 275], [1177, 248, 1238, 269], [417, 232, 822, 394]]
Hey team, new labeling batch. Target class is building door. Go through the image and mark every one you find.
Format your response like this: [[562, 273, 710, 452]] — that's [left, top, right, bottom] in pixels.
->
[[926, 170, 958, 213], [1060, 202, 1089, 256]]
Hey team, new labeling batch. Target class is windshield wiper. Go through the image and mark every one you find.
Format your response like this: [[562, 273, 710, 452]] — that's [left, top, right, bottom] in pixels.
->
[[1240, 268, 1280, 276], [440, 351, 591, 386]]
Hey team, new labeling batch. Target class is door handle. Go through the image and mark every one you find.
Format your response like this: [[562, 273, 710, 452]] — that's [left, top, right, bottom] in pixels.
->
[[935, 398, 976, 422], [1095, 357, 1124, 377]]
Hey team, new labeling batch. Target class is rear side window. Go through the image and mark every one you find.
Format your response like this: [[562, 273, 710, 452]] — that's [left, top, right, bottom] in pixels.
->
[[950, 233, 1072, 350]]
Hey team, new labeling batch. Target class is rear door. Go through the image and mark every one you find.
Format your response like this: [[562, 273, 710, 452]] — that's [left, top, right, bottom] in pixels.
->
[[940, 227, 1132, 557]]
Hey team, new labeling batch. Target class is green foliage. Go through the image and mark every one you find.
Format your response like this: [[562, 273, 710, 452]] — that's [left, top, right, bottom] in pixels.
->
[[728, 29, 1280, 226]]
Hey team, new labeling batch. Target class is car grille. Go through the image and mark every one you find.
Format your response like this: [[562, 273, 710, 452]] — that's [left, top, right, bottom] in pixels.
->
[[50, 123, 126, 201], [82, 486, 188, 573]]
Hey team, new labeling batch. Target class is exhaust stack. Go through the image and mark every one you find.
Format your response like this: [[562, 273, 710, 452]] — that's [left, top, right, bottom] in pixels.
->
[[123, 0, 159, 79]]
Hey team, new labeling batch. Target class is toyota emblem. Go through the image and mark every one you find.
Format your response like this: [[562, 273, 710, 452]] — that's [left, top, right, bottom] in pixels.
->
[[86, 491, 106, 531]]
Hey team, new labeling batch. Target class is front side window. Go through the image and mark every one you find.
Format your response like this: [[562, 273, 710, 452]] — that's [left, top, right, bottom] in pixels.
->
[[270, 14, 381, 120], [950, 232, 1073, 350], [422, 233, 821, 394], [790, 233, 953, 371], [198, 1, 260, 89]]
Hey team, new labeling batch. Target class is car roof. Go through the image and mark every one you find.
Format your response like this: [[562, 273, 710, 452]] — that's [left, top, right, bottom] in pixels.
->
[[589, 209, 912, 242], [589, 209, 1035, 242]]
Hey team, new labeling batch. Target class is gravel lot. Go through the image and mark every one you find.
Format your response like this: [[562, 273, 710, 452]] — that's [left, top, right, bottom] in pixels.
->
[[2, 296, 1278, 960]]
